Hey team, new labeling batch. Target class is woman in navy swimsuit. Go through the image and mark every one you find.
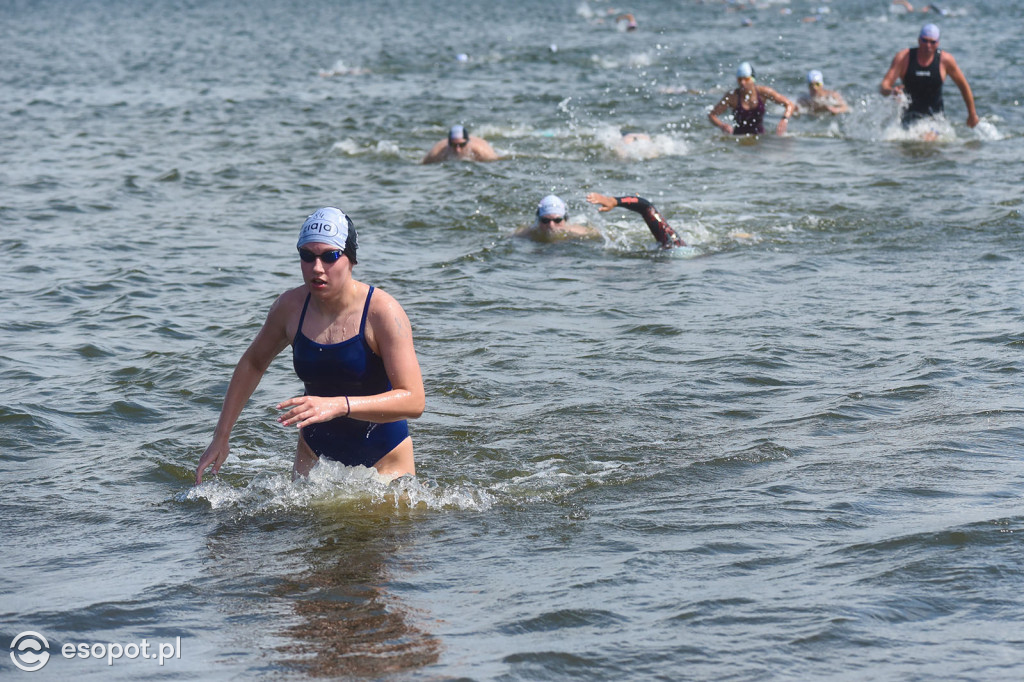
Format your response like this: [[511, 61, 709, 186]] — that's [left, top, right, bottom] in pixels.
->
[[195, 207, 424, 484]]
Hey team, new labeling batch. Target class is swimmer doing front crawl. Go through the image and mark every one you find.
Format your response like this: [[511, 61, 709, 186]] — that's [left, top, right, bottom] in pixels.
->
[[195, 207, 424, 485], [586, 192, 686, 249]]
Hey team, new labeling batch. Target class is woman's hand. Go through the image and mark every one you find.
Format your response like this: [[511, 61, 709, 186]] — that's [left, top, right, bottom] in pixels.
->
[[195, 439, 230, 485], [277, 395, 348, 428]]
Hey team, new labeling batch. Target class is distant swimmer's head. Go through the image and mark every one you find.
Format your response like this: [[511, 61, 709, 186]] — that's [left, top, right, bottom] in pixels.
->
[[536, 195, 568, 228], [297, 207, 358, 265], [736, 62, 755, 81], [807, 69, 824, 89], [448, 125, 469, 151], [919, 23, 940, 44]]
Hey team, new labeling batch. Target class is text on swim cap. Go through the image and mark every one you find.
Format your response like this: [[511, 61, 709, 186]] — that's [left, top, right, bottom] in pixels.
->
[[302, 221, 339, 236]]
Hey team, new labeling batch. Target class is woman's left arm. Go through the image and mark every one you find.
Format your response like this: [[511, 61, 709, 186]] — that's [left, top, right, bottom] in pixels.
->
[[359, 291, 426, 422], [762, 86, 795, 134]]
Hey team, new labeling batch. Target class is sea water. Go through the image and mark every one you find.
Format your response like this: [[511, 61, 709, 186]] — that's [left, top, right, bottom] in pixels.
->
[[2, 0, 1023, 679]]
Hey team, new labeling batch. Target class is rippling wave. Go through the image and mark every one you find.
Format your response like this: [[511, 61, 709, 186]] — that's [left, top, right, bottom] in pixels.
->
[[3, 0, 1024, 679]]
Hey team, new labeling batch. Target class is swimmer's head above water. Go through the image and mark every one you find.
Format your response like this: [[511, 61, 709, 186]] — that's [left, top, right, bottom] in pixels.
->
[[297, 207, 358, 264], [448, 124, 469, 150], [536, 195, 568, 228], [736, 61, 755, 81]]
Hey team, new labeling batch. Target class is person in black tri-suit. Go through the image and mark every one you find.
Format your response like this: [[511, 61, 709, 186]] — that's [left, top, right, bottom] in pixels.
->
[[879, 23, 979, 129]]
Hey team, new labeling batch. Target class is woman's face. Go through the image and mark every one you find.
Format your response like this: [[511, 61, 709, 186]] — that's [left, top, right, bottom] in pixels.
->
[[737, 76, 755, 94], [298, 242, 352, 294]]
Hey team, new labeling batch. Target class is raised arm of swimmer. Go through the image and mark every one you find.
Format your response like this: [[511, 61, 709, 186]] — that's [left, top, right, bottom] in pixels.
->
[[586, 193, 685, 248]]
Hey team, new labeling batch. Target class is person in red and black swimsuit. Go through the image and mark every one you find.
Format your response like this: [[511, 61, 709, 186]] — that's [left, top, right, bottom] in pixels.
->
[[586, 193, 686, 249]]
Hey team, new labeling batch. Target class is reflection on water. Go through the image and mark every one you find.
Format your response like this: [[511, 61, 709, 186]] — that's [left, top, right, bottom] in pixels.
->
[[276, 516, 441, 677], [3, 0, 1023, 678]]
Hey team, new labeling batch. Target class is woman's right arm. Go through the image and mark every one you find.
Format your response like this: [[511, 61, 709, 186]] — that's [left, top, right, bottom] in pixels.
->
[[708, 93, 735, 134], [195, 295, 292, 484]]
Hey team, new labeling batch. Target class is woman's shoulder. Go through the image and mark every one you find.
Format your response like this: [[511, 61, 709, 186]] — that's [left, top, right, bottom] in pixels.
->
[[265, 286, 308, 320], [275, 286, 309, 308], [368, 284, 402, 312]]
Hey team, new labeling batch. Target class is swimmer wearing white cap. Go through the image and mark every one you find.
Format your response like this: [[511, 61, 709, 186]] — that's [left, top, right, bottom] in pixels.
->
[[797, 69, 849, 116], [709, 62, 796, 136], [514, 195, 600, 242], [879, 23, 979, 129], [422, 124, 500, 164], [195, 207, 425, 485]]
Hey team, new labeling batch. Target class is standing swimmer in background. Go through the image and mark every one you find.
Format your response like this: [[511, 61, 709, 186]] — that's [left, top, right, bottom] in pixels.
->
[[422, 124, 500, 164], [515, 194, 600, 242], [709, 62, 796, 136], [585, 193, 686, 249], [195, 208, 425, 484], [797, 70, 849, 115], [879, 23, 979, 130]]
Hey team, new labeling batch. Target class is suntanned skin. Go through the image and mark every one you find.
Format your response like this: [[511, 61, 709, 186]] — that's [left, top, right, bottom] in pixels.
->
[[195, 244, 424, 484], [422, 132, 499, 163], [879, 33, 979, 128], [798, 82, 849, 115], [514, 212, 600, 241], [709, 75, 796, 135]]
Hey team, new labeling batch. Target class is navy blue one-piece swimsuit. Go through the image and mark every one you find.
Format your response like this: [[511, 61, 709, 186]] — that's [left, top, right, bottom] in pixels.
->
[[292, 287, 409, 467]]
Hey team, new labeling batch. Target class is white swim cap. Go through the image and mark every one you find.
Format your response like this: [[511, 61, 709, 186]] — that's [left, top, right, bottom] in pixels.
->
[[736, 62, 754, 79], [297, 207, 358, 263], [536, 195, 567, 218], [807, 69, 824, 85], [448, 124, 467, 142], [920, 23, 940, 40]]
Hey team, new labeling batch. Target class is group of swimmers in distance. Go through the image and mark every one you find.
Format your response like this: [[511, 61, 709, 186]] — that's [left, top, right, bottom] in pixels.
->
[[194, 20, 981, 486]]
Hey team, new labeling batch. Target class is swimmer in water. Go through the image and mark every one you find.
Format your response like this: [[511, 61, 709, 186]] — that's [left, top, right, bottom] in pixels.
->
[[585, 192, 686, 249], [515, 195, 601, 242], [617, 13, 638, 31], [797, 70, 849, 115], [892, 0, 950, 13], [422, 124, 500, 164], [195, 207, 425, 484], [620, 130, 652, 145], [879, 23, 979, 130], [709, 62, 796, 136], [613, 129, 655, 158]]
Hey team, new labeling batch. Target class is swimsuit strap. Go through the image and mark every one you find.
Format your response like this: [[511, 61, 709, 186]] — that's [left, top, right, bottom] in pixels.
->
[[358, 286, 375, 336], [296, 293, 312, 341]]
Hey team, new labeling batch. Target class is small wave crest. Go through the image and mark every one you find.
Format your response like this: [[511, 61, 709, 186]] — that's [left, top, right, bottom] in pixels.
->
[[881, 115, 956, 143], [593, 124, 689, 159], [318, 60, 371, 77], [330, 138, 401, 156], [178, 461, 495, 514]]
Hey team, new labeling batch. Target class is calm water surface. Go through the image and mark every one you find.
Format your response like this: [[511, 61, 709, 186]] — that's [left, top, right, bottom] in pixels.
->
[[2, 0, 1023, 679]]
